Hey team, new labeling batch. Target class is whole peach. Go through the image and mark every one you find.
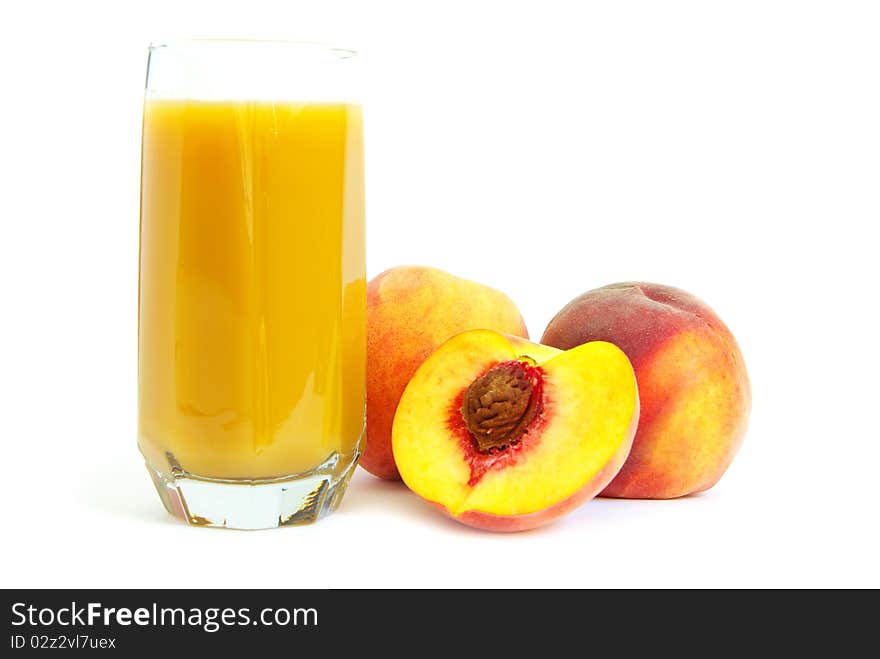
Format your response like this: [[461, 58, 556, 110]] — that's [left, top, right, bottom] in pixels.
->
[[541, 282, 750, 498], [364, 266, 528, 480]]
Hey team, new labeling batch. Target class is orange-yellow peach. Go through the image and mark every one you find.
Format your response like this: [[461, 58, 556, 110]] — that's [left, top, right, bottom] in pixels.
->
[[392, 330, 639, 532], [542, 282, 750, 499], [364, 267, 528, 480]]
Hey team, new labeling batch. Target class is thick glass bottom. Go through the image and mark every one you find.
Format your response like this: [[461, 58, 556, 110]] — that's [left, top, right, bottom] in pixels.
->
[[144, 446, 360, 530]]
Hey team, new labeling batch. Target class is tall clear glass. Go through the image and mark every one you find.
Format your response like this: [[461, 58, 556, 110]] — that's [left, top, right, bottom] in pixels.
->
[[138, 41, 365, 529]]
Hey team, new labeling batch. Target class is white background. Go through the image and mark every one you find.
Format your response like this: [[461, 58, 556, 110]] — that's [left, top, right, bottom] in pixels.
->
[[1, 0, 878, 588]]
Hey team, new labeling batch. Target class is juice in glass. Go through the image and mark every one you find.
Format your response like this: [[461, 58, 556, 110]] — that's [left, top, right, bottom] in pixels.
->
[[138, 42, 365, 529]]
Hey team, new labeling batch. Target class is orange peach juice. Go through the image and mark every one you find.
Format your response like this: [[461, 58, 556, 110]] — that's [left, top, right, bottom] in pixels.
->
[[138, 99, 365, 479]]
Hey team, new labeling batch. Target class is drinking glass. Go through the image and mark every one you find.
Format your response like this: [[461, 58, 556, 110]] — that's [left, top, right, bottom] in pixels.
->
[[138, 41, 365, 529]]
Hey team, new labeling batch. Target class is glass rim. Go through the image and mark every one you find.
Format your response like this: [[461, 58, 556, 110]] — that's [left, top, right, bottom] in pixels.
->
[[148, 39, 357, 59]]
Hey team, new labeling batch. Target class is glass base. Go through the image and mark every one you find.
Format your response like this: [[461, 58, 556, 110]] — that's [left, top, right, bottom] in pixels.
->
[[145, 447, 360, 530]]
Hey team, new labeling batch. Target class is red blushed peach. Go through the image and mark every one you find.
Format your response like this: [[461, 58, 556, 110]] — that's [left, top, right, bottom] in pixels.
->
[[542, 282, 751, 499], [392, 330, 639, 532], [364, 266, 528, 480]]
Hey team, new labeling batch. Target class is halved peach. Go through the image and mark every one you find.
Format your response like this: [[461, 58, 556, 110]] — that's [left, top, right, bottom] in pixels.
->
[[392, 330, 639, 532]]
